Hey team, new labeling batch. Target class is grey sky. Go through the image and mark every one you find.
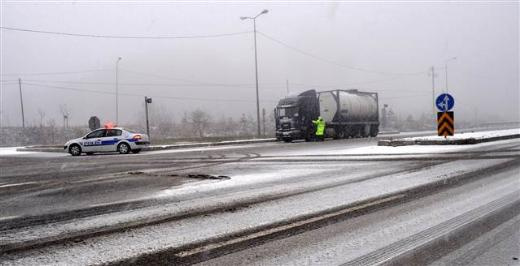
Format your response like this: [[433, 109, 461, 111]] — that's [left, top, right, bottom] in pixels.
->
[[1, 1, 518, 127]]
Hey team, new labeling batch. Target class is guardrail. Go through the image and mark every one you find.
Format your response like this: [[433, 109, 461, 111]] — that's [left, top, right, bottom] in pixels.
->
[[16, 138, 277, 153]]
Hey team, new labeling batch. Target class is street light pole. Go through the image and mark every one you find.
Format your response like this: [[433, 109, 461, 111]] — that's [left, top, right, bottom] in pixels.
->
[[18, 78, 25, 128], [241, 9, 268, 137], [445, 57, 456, 93], [253, 18, 261, 137], [116, 57, 122, 125]]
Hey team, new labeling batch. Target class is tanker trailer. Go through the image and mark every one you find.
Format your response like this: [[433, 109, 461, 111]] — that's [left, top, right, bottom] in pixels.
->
[[275, 89, 379, 142]]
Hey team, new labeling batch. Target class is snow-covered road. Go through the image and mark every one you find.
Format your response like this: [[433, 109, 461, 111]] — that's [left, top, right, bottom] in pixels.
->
[[0, 132, 519, 265]]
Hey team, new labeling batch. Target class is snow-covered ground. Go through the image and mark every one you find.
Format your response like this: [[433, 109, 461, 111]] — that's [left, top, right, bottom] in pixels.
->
[[0, 147, 37, 156], [401, 128, 519, 141], [340, 138, 519, 155]]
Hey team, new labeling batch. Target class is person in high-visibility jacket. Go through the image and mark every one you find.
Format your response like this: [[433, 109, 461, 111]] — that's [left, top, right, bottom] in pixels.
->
[[312, 116, 325, 141]]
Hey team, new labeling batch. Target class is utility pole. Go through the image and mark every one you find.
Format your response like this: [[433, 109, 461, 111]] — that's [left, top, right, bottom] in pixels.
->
[[445, 57, 457, 93], [241, 9, 268, 138], [445, 63, 448, 93], [431, 66, 436, 119], [116, 57, 122, 125], [18, 78, 25, 128], [262, 108, 266, 136], [286, 79, 289, 96]]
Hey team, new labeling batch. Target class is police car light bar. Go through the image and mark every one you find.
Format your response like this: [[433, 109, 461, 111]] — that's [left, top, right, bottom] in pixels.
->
[[104, 122, 116, 129]]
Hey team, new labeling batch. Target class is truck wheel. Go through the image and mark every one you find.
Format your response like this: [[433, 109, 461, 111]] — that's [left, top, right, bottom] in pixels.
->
[[338, 128, 347, 139], [69, 144, 82, 156], [346, 127, 354, 138], [351, 128, 359, 138], [304, 134, 311, 142], [370, 126, 379, 137], [283, 138, 292, 143], [362, 125, 370, 138]]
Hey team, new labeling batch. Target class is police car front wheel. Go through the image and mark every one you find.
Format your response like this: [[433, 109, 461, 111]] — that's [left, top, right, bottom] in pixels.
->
[[118, 143, 130, 154], [69, 144, 82, 156]]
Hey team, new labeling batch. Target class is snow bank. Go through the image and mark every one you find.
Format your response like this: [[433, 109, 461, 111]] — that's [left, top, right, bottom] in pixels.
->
[[0, 147, 36, 156], [400, 128, 520, 142]]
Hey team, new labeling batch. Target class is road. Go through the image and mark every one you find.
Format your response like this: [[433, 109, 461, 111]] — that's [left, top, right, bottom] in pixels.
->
[[0, 132, 519, 265]]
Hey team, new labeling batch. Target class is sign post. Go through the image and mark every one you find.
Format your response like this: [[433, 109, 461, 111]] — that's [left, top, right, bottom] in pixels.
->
[[436, 93, 455, 137], [145, 96, 152, 141]]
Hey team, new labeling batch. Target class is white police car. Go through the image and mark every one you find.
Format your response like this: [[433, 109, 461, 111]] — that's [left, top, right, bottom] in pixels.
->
[[64, 127, 150, 156]]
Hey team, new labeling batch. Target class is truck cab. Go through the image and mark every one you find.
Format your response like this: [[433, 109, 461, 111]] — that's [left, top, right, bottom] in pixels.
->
[[275, 90, 319, 142]]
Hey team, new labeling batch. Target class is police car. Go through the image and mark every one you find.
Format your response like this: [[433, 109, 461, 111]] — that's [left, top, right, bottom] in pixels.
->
[[64, 127, 150, 156]]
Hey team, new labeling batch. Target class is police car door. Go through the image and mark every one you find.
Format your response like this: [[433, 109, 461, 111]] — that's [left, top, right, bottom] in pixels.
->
[[104, 129, 123, 152], [82, 129, 106, 152]]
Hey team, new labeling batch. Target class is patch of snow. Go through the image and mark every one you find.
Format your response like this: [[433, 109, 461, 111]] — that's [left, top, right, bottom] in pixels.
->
[[0, 147, 36, 156], [337, 138, 519, 155], [155, 167, 327, 198], [401, 128, 519, 142], [144, 144, 264, 155]]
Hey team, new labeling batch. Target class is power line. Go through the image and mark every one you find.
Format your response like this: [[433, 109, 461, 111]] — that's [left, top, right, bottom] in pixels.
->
[[21, 82, 278, 103], [380, 92, 430, 100], [288, 76, 412, 89], [20, 78, 291, 89], [119, 68, 254, 87], [0, 69, 110, 76], [118, 68, 269, 87], [257, 31, 428, 76], [0, 26, 252, 39]]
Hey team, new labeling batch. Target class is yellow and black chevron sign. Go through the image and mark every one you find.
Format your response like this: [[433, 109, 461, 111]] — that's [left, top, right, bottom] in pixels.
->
[[437, 111, 454, 137]]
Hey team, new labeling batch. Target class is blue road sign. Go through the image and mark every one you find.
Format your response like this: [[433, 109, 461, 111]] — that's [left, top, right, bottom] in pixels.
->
[[436, 93, 455, 112]]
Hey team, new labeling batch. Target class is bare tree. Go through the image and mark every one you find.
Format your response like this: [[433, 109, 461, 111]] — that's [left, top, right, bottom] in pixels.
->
[[47, 119, 57, 144], [37, 108, 46, 127], [59, 104, 71, 128], [190, 109, 211, 138], [150, 104, 176, 138]]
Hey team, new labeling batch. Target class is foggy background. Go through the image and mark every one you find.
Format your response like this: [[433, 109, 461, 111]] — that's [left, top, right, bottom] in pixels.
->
[[1, 2, 518, 128]]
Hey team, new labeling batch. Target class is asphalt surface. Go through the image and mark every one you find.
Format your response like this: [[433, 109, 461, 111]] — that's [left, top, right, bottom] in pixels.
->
[[0, 135, 404, 219], [1, 132, 519, 265], [199, 167, 520, 266]]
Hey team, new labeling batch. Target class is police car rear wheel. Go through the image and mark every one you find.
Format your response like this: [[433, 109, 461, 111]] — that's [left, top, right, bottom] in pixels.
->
[[69, 144, 81, 156], [118, 143, 130, 154]]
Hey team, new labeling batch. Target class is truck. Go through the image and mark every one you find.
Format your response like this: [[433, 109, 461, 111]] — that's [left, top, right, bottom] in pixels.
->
[[275, 89, 379, 142]]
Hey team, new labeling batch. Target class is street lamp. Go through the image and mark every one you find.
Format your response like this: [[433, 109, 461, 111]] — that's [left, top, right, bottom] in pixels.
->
[[241, 9, 268, 137], [115, 56, 122, 125], [445, 57, 456, 93]]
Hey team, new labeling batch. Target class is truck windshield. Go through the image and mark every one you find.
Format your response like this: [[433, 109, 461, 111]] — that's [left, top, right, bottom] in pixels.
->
[[278, 106, 299, 117]]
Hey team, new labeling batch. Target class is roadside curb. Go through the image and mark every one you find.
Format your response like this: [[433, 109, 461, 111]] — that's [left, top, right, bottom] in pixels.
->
[[16, 138, 276, 153], [378, 133, 520, 147]]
